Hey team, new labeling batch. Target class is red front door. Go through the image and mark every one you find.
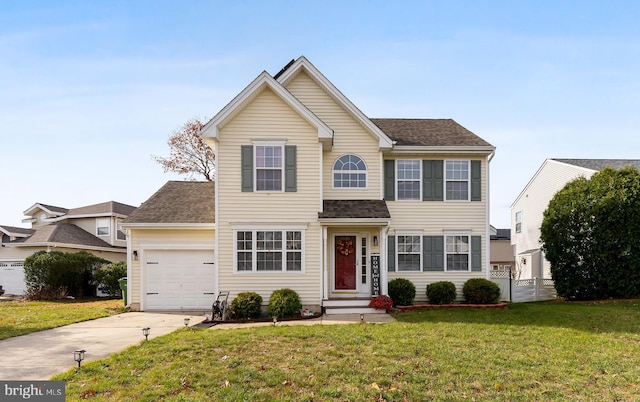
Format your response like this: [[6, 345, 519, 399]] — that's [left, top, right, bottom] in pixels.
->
[[335, 236, 357, 290]]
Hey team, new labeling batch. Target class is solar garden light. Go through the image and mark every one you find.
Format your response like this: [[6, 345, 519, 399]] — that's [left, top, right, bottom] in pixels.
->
[[184, 317, 190, 327], [73, 350, 85, 370], [142, 327, 150, 341], [360, 313, 365, 322], [273, 316, 277, 326]]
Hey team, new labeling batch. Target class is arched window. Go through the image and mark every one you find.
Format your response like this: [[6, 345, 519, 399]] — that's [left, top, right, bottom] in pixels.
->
[[333, 154, 367, 188]]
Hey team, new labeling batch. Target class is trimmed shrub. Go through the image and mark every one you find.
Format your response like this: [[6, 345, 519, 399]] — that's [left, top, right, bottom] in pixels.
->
[[426, 281, 457, 304], [388, 278, 416, 306], [94, 262, 127, 296], [462, 278, 501, 304], [267, 288, 302, 318], [231, 292, 263, 319]]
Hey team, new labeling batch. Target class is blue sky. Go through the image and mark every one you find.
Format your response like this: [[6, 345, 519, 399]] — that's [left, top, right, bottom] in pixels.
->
[[2, 1, 639, 228]]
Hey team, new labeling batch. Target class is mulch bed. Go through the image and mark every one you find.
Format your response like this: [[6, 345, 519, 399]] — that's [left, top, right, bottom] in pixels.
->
[[198, 311, 323, 326], [395, 302, 508, 311]]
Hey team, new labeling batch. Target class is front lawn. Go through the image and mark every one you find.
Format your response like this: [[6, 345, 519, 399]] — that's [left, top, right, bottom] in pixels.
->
[[55, 300, 640, 401], [0, 298, 125, 340]]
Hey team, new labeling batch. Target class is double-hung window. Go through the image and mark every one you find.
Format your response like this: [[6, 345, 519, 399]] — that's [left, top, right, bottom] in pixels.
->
[[396, 160, 421, 200], [397, 234, 421, 271], [255, 145, 283, 191], [96, 218, 110, 236], [515, 211, 522, 233], [446, 235, 470, 271], [445, 160, 470, 201], [236, 230, 303, 272]]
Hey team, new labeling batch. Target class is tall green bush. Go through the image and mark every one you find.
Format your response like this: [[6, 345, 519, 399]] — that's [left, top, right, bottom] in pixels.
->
[[231, 292, 263, 319], [23, 250, 108, 299], [267, 288, 302, 318], [541, 167, 640, 300], [388, 278, 416, 306], [94, 261, 127, 296]]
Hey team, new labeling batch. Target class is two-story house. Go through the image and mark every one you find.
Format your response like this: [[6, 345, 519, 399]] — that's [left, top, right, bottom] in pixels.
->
[[0, 201, 135, 295], [122, 57, 495, 313]]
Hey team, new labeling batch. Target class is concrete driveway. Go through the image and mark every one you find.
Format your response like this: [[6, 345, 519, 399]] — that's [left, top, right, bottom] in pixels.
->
[[0, 312, 203, 380]]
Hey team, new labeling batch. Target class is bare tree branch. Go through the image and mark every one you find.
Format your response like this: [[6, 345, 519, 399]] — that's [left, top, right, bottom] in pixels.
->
[[152, 118, 215, 181]]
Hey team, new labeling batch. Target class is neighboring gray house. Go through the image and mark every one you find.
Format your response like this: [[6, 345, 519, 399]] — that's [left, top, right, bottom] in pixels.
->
[[0, 201, 136, 295], [511, 159, 640, 280]]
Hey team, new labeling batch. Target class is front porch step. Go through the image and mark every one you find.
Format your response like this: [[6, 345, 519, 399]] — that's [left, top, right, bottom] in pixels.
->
[[322, 298, 386, 315]]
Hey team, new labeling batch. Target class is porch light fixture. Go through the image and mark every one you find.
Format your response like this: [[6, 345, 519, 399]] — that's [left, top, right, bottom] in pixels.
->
[[132, 250, 138, 260], [142, 327, 150, 341], [373, 236, 378, 246], [184, 317, 190, 327], [73, 350, 86, 369]]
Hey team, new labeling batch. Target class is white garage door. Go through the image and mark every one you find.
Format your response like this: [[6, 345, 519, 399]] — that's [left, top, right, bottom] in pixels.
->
[[144, 250, 216, 310], [0, 261, 26, 296]]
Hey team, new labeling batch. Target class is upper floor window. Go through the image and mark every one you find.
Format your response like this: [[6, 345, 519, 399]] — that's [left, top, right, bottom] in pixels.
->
[[445, 160, 470, 201], [333, 154, 367, 188], [396, 160, 421, 200], [255, 145, 283, 191], [96, 218, 110, 236], [515, 211, 522, 233]]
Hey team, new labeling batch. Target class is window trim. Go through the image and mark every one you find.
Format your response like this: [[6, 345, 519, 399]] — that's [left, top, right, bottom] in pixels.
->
[[332, 154, 368, 189], [96, 218, 110, 237], [445, 234, 471, 272], [233, 229, 305, 273], [254, 142, 285, 192], [444, 159, 471, 202], [395, 159, 422, 201], [515, 211, 522, 233], [396, 232, 422, 272]]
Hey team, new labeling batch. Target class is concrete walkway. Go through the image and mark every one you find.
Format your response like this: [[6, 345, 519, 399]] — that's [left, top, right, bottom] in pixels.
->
[[0, 312, 394, 380]]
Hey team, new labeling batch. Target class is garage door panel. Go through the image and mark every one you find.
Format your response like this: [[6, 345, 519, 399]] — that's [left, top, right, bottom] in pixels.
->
[[144, 250, 215, 310]]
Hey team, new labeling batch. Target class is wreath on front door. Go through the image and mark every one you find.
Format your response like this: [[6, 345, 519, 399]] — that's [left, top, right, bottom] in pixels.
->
[[337, 238, 354, 256]]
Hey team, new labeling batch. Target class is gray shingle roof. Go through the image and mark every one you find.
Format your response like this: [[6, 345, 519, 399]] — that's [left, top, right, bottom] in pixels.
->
[[123, 181, 215, 224], [318, 200, 391, 219], [553, 159, 640, 171], [490, 228, 511, 241], [0, 226, 35, 236], [35, 204, 69, 214], [67, 201, 137, 216], [370, 118, 493, 148], [11, 223, 117, 248]]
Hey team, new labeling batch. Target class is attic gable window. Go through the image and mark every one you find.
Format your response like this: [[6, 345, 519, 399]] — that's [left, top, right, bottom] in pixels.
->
[[255, 145, 283, 191], [333, 154, 367, 188]]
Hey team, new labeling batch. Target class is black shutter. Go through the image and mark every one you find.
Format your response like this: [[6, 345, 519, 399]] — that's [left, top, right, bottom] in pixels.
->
[[387, 235, 396, 272], [241, 145, 253, 192], [471, 160, 481, 201], [423, 160, 443, 201], [384, 160, 395, 201], [471, 236, 482, 271], [423, 236, 444, 271], [285, 145, 297, 192]]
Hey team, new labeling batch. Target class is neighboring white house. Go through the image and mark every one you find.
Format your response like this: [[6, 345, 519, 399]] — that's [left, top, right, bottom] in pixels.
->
[[123, 56, 496, 314], [511, 158, 640, 280], [0, 201, 135, 295]]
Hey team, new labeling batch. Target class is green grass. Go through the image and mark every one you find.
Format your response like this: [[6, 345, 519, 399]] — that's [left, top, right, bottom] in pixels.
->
[[54, 300, 640, 401], [0, 298, 125, 340]]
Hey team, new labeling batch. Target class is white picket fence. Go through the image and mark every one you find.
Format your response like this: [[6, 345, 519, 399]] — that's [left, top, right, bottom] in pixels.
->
[[490, 271, 557, 302]]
